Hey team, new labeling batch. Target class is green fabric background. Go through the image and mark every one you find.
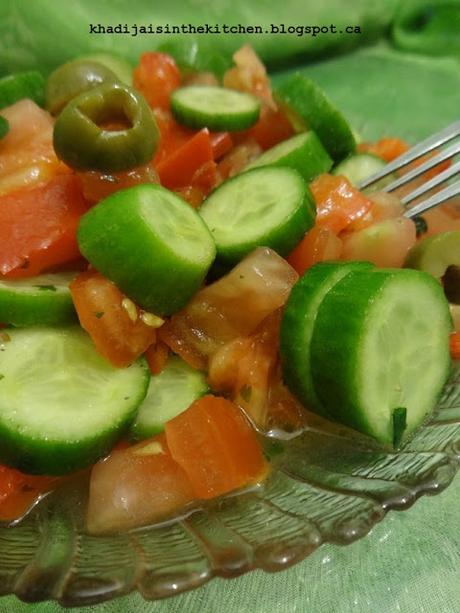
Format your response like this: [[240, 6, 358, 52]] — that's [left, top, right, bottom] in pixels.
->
[[0, 0, 400, 74], [2, 0, 460, 143], [0, 0, 459, 610]]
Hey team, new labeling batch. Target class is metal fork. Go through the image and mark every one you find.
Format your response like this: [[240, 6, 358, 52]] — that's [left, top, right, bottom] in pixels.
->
[[358, 121, 460, 219]]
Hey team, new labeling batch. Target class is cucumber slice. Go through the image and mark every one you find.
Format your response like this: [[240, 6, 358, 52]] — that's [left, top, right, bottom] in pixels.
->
[[404, 231, 460, 280], [246, 131, 333, 183], [332, 153, 395, 191], [275, 74, 356, 161], [280, 261, 374, 416], [0, 71, 45, 109], [0, 327, 149, 474], [310, 268, 451, 446], [0, 272, 77, 326], [171, 85, 260, 131], [77, 184, 216, 316], [199, 167, 315, 268], [131, 356, 209, 440], [0, 115, 9, 139]]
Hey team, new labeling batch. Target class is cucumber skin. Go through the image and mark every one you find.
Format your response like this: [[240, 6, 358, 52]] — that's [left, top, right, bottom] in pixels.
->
[[0, 288, 77, 327], [310, 269, 451, 446], [276, 74, 356, 162], [248, 131, 333, 183], [0, 116, 9, 139], [171, 87, 260, 131], [78, 184, 216, 316], [131, 416, 164, 439], [0, 357, 150, 476], [0, 71, 45, 109], [172, 99, 260, 131], [332, 153, 385, 186], [200, 168, 316, 269], [310, 271, 384, 436], [131, 397, 208, 438], [130, 355, 210, 441], [280, 261, 374, 416]]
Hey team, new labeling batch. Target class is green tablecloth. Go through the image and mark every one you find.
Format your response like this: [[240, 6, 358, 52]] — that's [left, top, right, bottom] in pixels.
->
[[1, 474, 458, 612]]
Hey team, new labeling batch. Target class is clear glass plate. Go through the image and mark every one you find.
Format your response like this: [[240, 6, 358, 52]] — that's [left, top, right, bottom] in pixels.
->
[[1, 364, 459, 607]]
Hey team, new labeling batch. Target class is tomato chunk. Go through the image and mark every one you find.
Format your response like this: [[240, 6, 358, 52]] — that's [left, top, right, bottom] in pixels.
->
[[165, 396, 269, 499], [0, 465, 59, 521], [342, 217, 416, 268], [156, 129, 217, 192], [145, 340, 169, 375], [87, 397, 269, 533], [358, 137, 449, 180], [217, 138, 262, 180], [77, 164, 159, 204], [153, 110, 195, 164], [159, 248, 298, 369], [358, 137, 409, 162], [209, 312, 279, 427], [310, 174, 372, 234], [424, 206, 460, 236], [450, 332, 460, 359], [347, 191, 404, 232], [223, 45, 293, 150], [155, 109, 231, 167], [133, 52, 181, 110], [210, 131, 233, 160], [0, 174, 87, 278], [287, 226, 343, 275], [70, 270, 158, 367], [265, 373, 309, 433], [244, 105, 294, 151], [87, 434, 195, 534], [223, 45, 275, 108], [174, 185, 206, 208], [209, 312, 307, 431], [0, 100, 67, 196]]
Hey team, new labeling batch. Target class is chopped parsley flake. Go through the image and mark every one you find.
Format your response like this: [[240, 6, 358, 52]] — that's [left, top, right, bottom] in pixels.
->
[[240, 384, 252, 402], [35, 285, 57, 291]]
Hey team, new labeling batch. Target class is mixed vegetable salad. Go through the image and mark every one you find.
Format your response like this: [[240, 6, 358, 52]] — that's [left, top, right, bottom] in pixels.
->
[[0, 45, 457, 534]]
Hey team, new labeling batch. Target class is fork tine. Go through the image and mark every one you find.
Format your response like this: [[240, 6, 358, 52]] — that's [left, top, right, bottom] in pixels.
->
[[358, 120, 460, 189], [382, 140, 460, 194], [401, 159, 460, 205], [403, 179, 460, 219]]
